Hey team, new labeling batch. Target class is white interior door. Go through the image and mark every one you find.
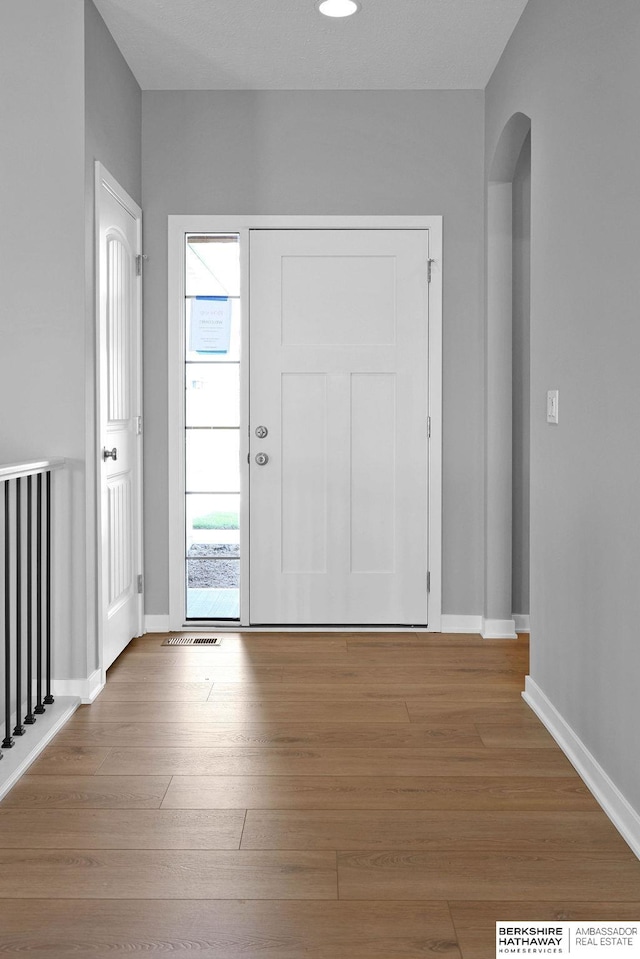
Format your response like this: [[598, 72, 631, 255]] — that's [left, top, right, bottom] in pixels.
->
[[249, 229, 430, 625], [96, 165, 143, 669]]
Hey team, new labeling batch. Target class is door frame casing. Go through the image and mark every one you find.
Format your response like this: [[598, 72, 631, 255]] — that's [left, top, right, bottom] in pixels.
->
[[168, 215, 442, 632], [95, 162, 144, 679]]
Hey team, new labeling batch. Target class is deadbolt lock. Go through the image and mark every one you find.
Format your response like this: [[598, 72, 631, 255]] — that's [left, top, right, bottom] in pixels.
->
[[255, 425, 268, 438]]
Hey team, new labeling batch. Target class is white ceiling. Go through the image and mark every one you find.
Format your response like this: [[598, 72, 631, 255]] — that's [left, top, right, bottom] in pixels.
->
[[92, 0, 529, 90]]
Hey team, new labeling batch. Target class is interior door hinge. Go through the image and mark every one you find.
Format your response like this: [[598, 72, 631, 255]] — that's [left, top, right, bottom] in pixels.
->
[[427, 571, 431, 592], [427, 416, 431, 439], [427, 259, 434, 283], [137, 574, 143, 594], [136, 415, 142, 435], [135, 254, 147, 276]]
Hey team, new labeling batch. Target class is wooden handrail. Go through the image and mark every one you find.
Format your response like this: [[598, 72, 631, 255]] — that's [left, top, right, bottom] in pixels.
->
[[0, 459, 65, 483]]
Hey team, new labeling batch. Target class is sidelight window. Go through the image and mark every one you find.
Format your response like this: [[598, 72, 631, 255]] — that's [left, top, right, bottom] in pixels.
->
[[184, 234, 241, 620]]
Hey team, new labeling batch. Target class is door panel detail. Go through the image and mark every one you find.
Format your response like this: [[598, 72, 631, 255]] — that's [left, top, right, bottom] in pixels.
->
[[281, 373, 327, 574], [350, 372, 396, 573], [281, 255, 396, 346], [107, 237, 131, 423], [107, 475, 132, 608]]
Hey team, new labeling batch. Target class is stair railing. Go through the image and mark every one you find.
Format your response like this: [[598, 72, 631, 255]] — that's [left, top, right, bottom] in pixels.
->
[[0, 459, 64, 756]]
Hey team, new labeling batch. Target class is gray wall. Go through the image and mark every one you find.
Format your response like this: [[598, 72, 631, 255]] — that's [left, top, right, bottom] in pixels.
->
[[487, 0, 640, 811], [0, 0, 87, 680], [85, 0, 142, 205], [142, 90, 486, 616], [84, 0, 141, 669], [512, 132, 530, 616]]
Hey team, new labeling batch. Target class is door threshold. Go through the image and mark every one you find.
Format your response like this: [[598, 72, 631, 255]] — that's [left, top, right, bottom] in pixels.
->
[[179, 622, 429, 632]]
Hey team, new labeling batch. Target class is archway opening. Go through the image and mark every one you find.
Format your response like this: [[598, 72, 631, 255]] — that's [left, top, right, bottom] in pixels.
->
[[512, 130, 531, 627], [484, 112, 531, 638]]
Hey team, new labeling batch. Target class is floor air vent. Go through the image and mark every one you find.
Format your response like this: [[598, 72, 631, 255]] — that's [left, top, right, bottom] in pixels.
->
[[162, 637, 222, 646]]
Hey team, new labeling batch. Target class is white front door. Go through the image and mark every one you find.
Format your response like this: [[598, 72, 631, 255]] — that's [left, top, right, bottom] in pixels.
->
[[249, 229, 430, 625], [96, 165, 143, 669]]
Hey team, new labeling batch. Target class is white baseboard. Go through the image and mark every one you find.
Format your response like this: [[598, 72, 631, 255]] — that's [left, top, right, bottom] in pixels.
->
[[0, 696, 80, 802], [153, 619, 433, 634], [481, 617, 517, 639], [523, 676, 640, 860], [440, 615, 483, 634], [440, 614, 525, 638], [53, 668, 104, 704], [147, 612, 522, 638]]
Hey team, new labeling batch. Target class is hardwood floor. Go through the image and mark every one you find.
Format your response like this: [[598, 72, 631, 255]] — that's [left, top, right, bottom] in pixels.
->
[[0, 630, 639, 957]]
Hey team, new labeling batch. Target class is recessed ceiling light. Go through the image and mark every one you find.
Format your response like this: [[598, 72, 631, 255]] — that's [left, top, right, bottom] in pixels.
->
[[317, 0, 361, 18]]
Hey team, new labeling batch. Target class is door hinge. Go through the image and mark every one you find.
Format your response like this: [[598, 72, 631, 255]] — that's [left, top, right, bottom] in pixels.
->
[[135, 254, 147, 276], [427, 571, 431, 592], [137, 574, 143, 594], [427, 416, 431, 439], [427, 259, 434, 283], [136, 415, 142, 435]]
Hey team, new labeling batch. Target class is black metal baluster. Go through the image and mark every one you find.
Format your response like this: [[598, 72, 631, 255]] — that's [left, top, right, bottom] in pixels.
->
[[13, 478, 25, 737], [3, 482, 14, 748], [0, 486, 3, 760], [24, 475, 35, 725], [34, 472, 45, 716], [44, 471, 54, 705]]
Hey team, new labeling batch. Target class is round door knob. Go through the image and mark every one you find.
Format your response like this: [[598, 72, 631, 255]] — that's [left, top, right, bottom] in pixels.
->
[[255, 452, 269, 466], [103, 447, 118, 461], [255, 425, 268, 439]]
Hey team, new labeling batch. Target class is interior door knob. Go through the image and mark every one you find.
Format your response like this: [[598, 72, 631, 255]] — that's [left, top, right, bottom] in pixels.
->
[[103, 447, 118, 461], [255, 452, 269, 466]]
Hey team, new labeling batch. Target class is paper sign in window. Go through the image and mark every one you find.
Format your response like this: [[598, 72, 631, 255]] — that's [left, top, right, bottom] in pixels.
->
[[190, 296, 232, 353]]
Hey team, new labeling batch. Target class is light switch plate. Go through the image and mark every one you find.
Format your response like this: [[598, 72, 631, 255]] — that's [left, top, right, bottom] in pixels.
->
[[547, 389, 559, 424]]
